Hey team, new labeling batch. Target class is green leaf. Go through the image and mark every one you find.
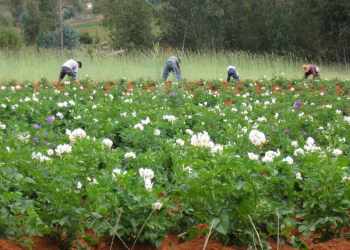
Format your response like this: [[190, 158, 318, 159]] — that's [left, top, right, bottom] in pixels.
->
[[29, 216, 37, 229], [235, 181, 246, 190], [215, 221, 228, 235], [15, 173, 24, 181], [23, 177, 36, 184], [131, 218, 139, 228], [281, 226, 293, 233], [299, 225, 307, 232], [186, 227, 200, 241], [3, 192, 22, 201], [292, 238, 308, 250]]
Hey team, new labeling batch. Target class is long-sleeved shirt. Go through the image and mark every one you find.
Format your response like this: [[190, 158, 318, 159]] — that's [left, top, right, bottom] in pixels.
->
[[167, 56, 180, 69], [63, 59, 79, 73], [304, 65, 318, 79]]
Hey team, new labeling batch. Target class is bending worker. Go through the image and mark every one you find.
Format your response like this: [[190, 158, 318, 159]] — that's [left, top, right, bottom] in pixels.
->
[[162, 56, 182, 81], [227, 65, 240, 82], [302, 64, 320, 80], [56, 59, 82, 85]]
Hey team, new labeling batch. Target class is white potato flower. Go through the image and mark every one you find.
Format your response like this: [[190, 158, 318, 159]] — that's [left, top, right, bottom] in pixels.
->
[[102, 138, 113, 148], [248, 152, 259, 160], [124, 152, 136, 158], [296, 173, 302, 180], [332, 149, 342, 156], [141, 117, 151, 125], [152, 202, 163, 210], [282, 156, 293, 165], [176, 139, 185, 146], [249, 130, 266, 147], [134, 123, 144, 131]]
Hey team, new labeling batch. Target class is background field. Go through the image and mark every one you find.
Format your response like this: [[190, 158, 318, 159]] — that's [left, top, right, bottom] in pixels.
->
[[0, 47, 349, 83]]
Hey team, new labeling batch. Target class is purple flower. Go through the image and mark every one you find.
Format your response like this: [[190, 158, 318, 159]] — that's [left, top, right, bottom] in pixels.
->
[[180, 87, 184, 91], [33, 124, 40, 130], [284, 130, 290, 135], [12, 130, 16, 135], [33, 138, 39, 143], [46, 116, 55, 125], [169, 92, 175, 97], [44, 141, 50, 146], [294, 101, 302, 110]]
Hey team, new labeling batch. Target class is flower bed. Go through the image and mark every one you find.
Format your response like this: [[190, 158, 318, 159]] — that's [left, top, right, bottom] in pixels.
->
[[1, 78, 350, 249]]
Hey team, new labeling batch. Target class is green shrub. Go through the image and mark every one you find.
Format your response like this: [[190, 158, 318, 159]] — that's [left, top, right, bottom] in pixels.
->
[[0, 13, 13, 27], [0, 27, 23, 50], [92, 4, 101, 14], [64, 7, 75, 19], [37, 22, 79, 49], [79, 31, 93, 44]]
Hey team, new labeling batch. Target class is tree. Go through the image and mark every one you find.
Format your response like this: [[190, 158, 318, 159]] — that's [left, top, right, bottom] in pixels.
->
[[311, 0, 350, 66], [160, 0, 228, 51], [0, 27, 23, 50], [6, 0, 24, 27], [38, 0, 59, 34], [23, 1, 41, 45], [78, 0, 84, 13], [0, 13, 13, 27], [37, 22, 80, 49], [97, 0, 154, 50]]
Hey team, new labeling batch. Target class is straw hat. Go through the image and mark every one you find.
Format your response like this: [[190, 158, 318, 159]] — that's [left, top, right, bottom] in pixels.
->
[[302, 64, 310, 72]]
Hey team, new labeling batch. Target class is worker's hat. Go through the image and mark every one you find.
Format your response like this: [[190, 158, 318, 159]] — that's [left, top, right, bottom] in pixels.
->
[[302, 64, 310, 72]]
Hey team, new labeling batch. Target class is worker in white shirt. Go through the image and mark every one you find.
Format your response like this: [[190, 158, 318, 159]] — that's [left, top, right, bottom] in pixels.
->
[[56, 59, 82, 85], [227, 65, 240, 82]]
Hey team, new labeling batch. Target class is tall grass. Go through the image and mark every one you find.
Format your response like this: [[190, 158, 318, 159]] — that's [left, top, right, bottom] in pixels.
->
[[0, 46, 349, 83]]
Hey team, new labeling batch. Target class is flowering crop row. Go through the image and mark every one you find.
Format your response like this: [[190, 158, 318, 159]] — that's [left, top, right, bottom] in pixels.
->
[[0, 78, 350, 248]]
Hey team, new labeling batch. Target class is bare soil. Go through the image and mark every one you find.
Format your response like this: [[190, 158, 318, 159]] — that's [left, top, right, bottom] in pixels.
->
[[2, 225, 350, 250]]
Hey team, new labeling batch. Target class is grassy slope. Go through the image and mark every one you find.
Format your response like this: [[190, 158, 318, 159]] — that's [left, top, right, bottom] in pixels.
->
[[68, 15, 110, 40]]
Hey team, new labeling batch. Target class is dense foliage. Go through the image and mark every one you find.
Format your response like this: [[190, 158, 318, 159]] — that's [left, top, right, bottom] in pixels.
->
[[1, 78, 350, 249], [158, 0, 350, 64], [97, 0, 154, 50], [37, 22, 80, 49], [0, 27, 23, 50]]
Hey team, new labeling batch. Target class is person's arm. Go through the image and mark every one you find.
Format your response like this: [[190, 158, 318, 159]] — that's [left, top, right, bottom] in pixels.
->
[[178, 66, 181, 74], [74, 62, 79, 74]]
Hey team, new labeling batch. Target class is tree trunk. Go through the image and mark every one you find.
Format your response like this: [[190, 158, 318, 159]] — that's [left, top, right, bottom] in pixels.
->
[[343, 44, 347, 69], [60, 0, 63, 53], [181, 20, 188, 53], [317, 35, 322, 66], [212, 36, 215, 52], [334, 37, 341, 68]]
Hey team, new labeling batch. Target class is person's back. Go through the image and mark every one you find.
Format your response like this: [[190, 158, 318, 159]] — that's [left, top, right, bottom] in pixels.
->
[[63, 59, 79, 73], [167, 56, 180, 68], [227, 65, 240, 82], [302, 64, 320, 80], [56, 59, 82, 85], [162, 56, 182, 81]]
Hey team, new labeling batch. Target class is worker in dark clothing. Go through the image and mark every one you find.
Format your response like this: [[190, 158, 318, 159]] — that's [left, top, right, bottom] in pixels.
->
[[302, 64, 320, 79], [227, 65, 240, 82], [162, 56, 182, 81]]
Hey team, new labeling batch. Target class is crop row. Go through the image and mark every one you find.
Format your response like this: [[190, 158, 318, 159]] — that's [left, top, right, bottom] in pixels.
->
[[0, 78, 350, 249]]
